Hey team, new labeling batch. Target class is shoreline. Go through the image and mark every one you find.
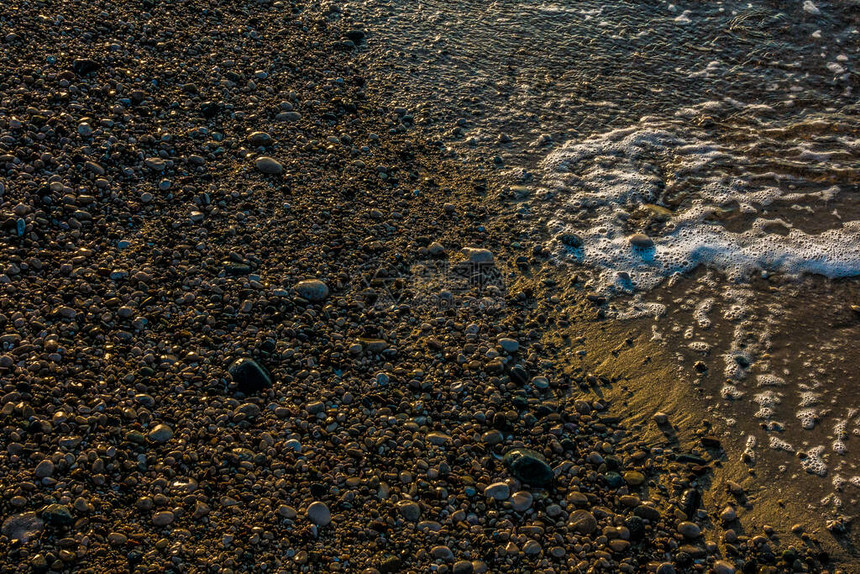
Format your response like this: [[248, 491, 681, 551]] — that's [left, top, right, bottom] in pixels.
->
[[0, 1, 855, 573]]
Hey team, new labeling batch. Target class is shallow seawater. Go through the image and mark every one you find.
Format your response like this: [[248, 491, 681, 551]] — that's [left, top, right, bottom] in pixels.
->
[[348, 0, 860, 528]]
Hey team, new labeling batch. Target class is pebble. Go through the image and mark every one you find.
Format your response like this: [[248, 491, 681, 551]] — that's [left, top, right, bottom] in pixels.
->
[[41, 504, 73, 527], [227, 358, 273, 394], [431, 545, 454, 561], [148, 424, 174, 443], [152, 511, 174, 526], [498, 338, 519, 353], [255, 156, 284, 174], [713, 561, 736, 574], [2, 512, 44, 542], [398, 501, 421, 522], [461, 247, 494, 263], [108, 532, 128, 546], [294, 279, 330, 302], [307, 502, 331, 526], [510, 491, 534, 512], [34, 459, 54, 478], [677, 521, 701, 539], [568, 509, 598, 535], [623, 470, 645, 486], [247, 131, 273, 146], [484, 482, 510, 500], [628, 233, 654, 248], [503, 448, 554, 487]]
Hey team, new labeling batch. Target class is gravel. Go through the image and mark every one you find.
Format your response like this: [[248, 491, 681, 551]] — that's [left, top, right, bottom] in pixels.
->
[[0, 0, 833, 572]]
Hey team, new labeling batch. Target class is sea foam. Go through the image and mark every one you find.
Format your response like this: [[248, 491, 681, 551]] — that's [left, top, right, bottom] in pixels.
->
[[541, 116, 860, 293]]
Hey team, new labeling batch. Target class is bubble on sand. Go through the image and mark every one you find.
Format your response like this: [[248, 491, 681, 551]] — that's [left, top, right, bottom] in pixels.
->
[[801, 446, 827, 476], [797, 408, 818, 430], [753, 390, 782, 419], [742, 435, 757, 465], [721, 384, 745, 400], [798, 392, 821, 408], [757, 374, 786, 387], [769, 437, 795, 453], [693, 298, 714, 329], [688, 341, 710, 353]]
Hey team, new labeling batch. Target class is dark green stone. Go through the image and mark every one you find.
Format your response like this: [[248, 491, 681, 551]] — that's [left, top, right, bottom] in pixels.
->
[[227, 358, 272, 394], [503, 448, 554, 487]]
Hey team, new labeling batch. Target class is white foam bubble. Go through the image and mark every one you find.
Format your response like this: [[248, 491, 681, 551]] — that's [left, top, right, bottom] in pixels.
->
[[801, 446, 827, 476], [688, 341, 710, 353], [754, 390, 782, 419], [797, 408, 818, 430], [693, 298, 714, 329], [757, 374, 787, 387], [742, 435, 757, 465], [542, 119, 860, 293], [769, 437, 796, 453]]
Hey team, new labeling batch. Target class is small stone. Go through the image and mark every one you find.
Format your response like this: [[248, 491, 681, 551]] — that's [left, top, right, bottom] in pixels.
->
[[227, 358, 273, 394], [41, 504, 73, 527], [503, 448, 554, 487], [307, 502, 331, 526], [247, 132, 273, 146], [628, 233, 654, 248], [623, 471, 645, 486], [720, 506, 737, 524], [461, 247, 494, 264], [152, 511, 174, 526], [193, 501, 211, 519], [431, 545, 454, 561], [72, 58, 99, 75], [560, 233, 583, 248], [498, 338, 519, 353], [34, 459, 54, 478], [482, 430, 503, 445], [398, 501, 421, 522], [656, 564, 676, 574], [531, 376, 550, 389], [713, 560, 736, 574], [678, 521, 701, 539], [2, 512, 44, 542], [379, 555, 402, 573], [426, 431, 450, 445], [144, 157, 166, 171], [427, 241, 446, 255], [452, 561, 474, 574], [727, 481, 745, 496], [484, 482, 510, 501], [653, 412, 669, 425], [255, 156, 283, 174], [510, 491, 533, 512], [108, 532, 128, 546], [148, 424, 173, 443], [295, 279, 330, 302], [568, 509, 598, 535], [509, 364, 530, 385], [634, 505, 661, 522]]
